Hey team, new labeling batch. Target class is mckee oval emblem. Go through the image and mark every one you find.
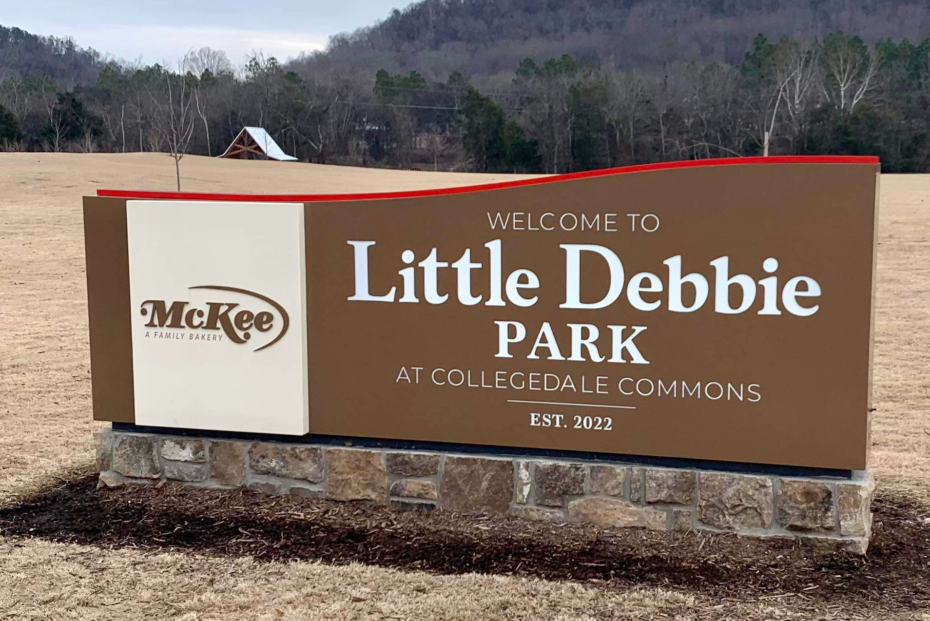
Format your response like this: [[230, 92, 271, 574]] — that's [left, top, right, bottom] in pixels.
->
[[139, 285, 290, 352]]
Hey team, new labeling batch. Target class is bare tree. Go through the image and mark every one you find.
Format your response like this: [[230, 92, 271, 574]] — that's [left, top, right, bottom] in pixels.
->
[[42, 87, 65, 153], [185, 47, 233, 77], [651, 64, 677, 159], [515, 58, 578, 173], [192, 87, 211, 156], [150, 57, 196, 191], [184, 48, 232, 157], [425, 131, 450, 170], [119, 103, 126, 152], [79, 127, 97, 153], [603, 69, 645, 164], [740, 65, 793, 156], [821, 32, 876, 113], [692, 63, 745, 158], [774, 37, 821, 146], [274, 75, 335, 162], [761, 74, 792, 156], [130, 93, 147, 152], [0, 78, 33, 128]]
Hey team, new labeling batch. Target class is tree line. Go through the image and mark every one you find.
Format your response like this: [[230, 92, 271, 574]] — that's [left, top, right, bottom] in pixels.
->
[[2, 32, 930, 177]]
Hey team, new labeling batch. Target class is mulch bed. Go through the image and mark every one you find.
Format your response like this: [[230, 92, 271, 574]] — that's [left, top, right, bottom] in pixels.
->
[[1, 474, 928, 614]]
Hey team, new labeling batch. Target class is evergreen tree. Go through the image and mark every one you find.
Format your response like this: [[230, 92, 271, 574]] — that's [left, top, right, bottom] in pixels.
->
[[0, 103, 21, 143], [461, 87, 539, 172], [42, 91, 101, 143]]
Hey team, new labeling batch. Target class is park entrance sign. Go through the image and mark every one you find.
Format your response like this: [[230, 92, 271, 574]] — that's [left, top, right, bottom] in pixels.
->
[[84, 157, 879, 472]]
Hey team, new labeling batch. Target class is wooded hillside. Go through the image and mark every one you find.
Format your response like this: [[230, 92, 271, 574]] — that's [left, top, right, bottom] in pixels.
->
[[0, 25, 102, 87], [303, 0, 930, 79], [2, 1, 930, 174]]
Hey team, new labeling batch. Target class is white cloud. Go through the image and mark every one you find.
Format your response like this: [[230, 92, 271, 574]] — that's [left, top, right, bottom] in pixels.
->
[[20, 23, 328, 67], [5, 0, 414, 65]]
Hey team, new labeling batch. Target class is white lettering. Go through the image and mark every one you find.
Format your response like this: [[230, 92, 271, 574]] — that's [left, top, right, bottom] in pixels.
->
[[561, 244, 625, 309], [495, 321, 526, 358], [347, 241, 396, 302]]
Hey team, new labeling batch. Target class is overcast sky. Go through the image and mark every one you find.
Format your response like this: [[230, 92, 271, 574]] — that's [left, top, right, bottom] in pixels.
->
[[4, 0, 411, 66]]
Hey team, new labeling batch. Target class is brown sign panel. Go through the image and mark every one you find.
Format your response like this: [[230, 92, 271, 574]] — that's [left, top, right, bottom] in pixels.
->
[[85, 158, 878, 470], [83, 197, 134, 424], [306, 162, 877, 470]]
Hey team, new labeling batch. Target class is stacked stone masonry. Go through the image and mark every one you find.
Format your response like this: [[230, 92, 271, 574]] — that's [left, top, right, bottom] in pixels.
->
[[96, 429, 875, 553]]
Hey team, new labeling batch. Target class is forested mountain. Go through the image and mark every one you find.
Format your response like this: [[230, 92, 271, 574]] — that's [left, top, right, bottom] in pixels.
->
[[3, 1, 930, 174], [301, 0, 930, 78], [0, 25, 103, 87]]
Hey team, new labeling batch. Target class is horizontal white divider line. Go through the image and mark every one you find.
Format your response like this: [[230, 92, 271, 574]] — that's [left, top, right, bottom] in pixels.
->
[[507, 399, 636, 410]]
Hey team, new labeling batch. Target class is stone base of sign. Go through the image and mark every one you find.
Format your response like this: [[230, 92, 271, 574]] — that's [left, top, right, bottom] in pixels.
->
[[95, 428, 875, 553]]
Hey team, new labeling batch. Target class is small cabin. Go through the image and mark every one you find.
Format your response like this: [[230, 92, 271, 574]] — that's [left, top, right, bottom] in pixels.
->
[[220, 127, 297, 161]]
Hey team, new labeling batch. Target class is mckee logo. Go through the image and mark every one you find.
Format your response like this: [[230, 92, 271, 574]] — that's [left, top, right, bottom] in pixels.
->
[[138, 285, 289, 352]]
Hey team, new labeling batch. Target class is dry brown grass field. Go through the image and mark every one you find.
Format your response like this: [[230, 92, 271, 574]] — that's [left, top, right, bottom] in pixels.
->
[[0, 153, 928, 620]]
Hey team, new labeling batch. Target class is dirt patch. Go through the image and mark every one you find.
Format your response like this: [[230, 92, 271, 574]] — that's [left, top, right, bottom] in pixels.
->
[[0, 474, 927, 615]]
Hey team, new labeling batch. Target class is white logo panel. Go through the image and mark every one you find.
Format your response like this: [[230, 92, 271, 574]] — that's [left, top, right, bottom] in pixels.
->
[[127, 200, 308, 435]]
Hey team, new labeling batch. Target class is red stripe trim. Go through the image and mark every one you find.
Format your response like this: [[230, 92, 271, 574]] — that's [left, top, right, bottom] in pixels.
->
[[96, 155, 879, 202]]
